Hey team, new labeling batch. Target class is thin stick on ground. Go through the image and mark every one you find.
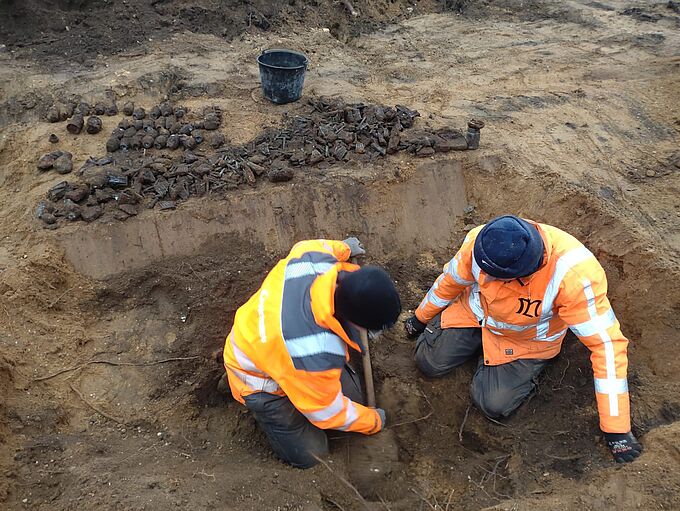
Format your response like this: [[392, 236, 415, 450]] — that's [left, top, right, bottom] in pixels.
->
[[388, 388, 435, 428], [46, 286, 75, 309], [445, 488, 456, 511], [310, 454, 370, 511], [68, 381, 124, 423], [410, 488, 437, 511], [33, 356, 201, 382], [458, 404, 471, 442]]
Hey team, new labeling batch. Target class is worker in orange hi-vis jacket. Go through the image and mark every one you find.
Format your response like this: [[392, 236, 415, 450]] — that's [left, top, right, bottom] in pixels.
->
[[404, 215, 642, 463], [223, 238, 401, 469]]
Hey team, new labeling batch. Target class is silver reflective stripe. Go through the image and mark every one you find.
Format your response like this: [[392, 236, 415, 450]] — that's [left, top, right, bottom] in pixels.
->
[[594, 377, 628, 394], [447, 257, 475, 286], [284, 261, 335, 280], [258, 289, 269, 344], [486, 316, 536, 332], [231, 335, 262, 374], [229, 367, 279, 393], [488, 329, 504, 336], [536, 246, 594, 338], [468, 284, 485, 324], [471, 257, 481, 282], [570, 308, 617, 337], [582, 278, 620, 415], [285, 332, 346, 358], [426, 288, 452, 308], [533, 328, 567, 342], [339, 401, 359, 431], [303, 391, 345, 423]]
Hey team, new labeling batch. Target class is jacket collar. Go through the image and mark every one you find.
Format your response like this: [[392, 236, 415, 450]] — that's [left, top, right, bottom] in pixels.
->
[[309, 263, 362, 352]]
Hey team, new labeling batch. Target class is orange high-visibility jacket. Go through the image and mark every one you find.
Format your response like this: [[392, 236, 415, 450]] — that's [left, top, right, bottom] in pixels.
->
[[223, 239, 382, 435], [416, 221, 630, 433]]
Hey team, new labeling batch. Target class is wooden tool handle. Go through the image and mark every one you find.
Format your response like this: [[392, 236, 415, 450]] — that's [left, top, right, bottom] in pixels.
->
[[359, 329, 376, 408]]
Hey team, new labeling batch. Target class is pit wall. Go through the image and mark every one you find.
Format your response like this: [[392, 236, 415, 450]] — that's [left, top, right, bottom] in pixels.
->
[[58, 158, 467, 280]]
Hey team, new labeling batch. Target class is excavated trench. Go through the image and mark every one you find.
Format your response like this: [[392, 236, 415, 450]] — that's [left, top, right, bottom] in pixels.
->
[[7, 154, 680, 509]]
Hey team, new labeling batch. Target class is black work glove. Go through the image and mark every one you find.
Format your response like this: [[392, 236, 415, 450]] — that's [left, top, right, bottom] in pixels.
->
[[404, 315, 426, 339], [376, 408, 387, 431], [604, 431, 642, 463]]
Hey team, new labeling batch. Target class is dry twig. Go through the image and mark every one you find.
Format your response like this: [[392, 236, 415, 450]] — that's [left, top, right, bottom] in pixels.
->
[[68, 381, 124, 423], [46, 286, 75, 309], [33, 356, 201, 382], [410, 488, 437, 511], [311, 454, 370, 510], [458, 404, 471, 442]]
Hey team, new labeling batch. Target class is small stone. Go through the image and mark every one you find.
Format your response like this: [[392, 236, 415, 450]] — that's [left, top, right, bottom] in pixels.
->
[[174, 107, 186, 118], [154, 136, 167, 149], [119, 204, 138, 216], [106, 137, 121, 152], [308, 149, 324, 165], [166, 134, 180, 150], [81, 167, 108, 188], [41, 213, 57, 225], [48, 134, 59, 144], [64, 186, 89, 202], [210, 132, 225, 148], [160, 102, 174, 117], [132, 107, 146, 120], [355, 142, 365, 154], [123, 126, 137, 138], [85, 116, 103, 134], [149, 106, 161, 119], [180, 136, 197, 150], [130, 136, 142, 150], [191, 130, 203, 144], [93, 102, 106, 115], [46, 106, 61, 123], [81, 205, 103, 222], [179, 124, 193, 135], [268, 167, 294, 183], [122, 102, 135, 116], [417, 146, 435, 157], [66, 114, 84, 134], [203, 113, 220, 130], [119, 137, 131, 151], [142, 135, 155, 149], [47, 181, 70, 201], [645, 169, 656, 178], [75, 102, 91, 116], [53, 153, 73, 174], [105, 102, 118, 116], [183, 152, 199, 164], [37, 151, 61, 171]]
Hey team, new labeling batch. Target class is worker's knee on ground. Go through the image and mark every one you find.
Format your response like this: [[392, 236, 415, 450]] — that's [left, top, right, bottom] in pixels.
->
[[281, 438, 329, 469], [414, 342, 448, 378], [470, 381, 516, 419]]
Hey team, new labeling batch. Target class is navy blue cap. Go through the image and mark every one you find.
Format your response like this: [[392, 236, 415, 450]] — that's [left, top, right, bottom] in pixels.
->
[[334, 266, 402, 330], [473, 215, 544, 279]]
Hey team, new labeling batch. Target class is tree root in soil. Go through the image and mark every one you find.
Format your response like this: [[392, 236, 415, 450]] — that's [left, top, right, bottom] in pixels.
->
[[32, 356, 201, 382]]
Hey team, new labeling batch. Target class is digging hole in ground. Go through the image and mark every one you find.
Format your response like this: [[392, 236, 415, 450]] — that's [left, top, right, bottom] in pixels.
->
[[12, 155, 680, 509]]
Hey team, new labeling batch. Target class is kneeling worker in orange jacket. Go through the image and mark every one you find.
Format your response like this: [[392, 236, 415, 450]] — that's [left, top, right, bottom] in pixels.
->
[[223, 238, 401, 468], [404, 215, 642, 463]]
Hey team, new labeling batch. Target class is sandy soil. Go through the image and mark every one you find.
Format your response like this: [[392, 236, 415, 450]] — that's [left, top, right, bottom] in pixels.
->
[[0, 1, 679, 510]]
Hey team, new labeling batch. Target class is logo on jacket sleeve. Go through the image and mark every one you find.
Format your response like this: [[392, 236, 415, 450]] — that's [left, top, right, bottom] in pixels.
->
[[516, 298, 542, 318]]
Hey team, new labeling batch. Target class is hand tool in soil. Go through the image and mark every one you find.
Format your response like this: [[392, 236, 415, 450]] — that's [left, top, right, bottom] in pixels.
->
[[347, 329, 400, 500]]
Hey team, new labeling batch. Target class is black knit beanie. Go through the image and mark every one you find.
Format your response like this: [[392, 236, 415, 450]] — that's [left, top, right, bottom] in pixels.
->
[[334, 266, 402, 330]]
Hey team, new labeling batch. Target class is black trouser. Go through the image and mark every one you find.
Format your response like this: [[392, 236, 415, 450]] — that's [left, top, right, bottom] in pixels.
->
[[243, 364, 364, 469], [414, 314, 549, 418]]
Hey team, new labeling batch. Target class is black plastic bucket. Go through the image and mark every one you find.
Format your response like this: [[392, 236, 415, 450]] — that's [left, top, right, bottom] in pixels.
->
[[257, 49, 309, 105]]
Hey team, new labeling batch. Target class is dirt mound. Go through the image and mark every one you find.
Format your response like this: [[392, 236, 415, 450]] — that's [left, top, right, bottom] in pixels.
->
[[0, 0, 439, 66]]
